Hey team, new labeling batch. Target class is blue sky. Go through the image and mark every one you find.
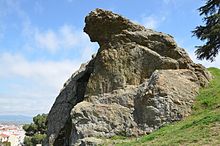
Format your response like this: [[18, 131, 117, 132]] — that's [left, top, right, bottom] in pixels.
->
[[0, 0, 219, 116]]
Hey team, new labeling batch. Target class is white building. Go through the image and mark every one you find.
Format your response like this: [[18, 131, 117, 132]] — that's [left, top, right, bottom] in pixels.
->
[[0, 133, 9, 142], [0, 124, 25, 146]]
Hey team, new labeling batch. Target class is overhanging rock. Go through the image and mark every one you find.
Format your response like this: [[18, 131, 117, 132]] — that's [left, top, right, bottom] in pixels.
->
[[46, 9, 212, 146]]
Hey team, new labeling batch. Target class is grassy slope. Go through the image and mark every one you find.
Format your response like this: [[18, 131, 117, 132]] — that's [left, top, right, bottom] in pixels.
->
[[108, 68, 220, 146]]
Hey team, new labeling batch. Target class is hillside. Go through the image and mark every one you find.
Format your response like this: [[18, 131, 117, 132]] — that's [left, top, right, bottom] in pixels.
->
[[106, 67, 220, 146]]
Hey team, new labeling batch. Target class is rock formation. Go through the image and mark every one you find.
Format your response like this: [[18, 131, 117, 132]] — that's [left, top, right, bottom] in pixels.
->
[[45, 9, 212, 146]]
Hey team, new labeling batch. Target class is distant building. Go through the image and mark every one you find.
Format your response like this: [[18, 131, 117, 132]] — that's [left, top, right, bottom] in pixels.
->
[[9, 135, 19, 146], [0, 133, 9, 142], [0, 124, 25, 146]]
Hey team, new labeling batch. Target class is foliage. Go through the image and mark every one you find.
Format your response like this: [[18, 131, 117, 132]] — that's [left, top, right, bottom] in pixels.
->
[[0, 142, 11, 146], [104, 68, 220, 146], [23, 123, 37, 136], [23, 114, 47, 146], [23, 134, 47, 146], [192, 0, 220, 61]]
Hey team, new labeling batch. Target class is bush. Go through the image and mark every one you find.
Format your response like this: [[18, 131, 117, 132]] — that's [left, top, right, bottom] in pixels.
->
[[23, 114, 47, 146]]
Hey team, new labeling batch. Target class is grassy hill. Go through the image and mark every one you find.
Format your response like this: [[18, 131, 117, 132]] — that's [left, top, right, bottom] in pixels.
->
[[106, 67, 220, 146]]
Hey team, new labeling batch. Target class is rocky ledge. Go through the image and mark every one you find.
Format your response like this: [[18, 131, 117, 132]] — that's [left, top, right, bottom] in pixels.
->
[[45, 9, 212, 146]]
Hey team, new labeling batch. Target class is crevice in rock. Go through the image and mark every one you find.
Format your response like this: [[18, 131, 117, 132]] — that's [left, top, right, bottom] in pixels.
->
[[51, 59, 95, 146], [76, 71, 92, 103], [54, 117, 72, 146]]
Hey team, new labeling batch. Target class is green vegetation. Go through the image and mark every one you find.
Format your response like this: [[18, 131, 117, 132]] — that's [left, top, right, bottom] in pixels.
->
[[0, 142, 11, 146], [192, 0, 220, 61], [23, 114, 47, 146], [106, 68, 220, 146]]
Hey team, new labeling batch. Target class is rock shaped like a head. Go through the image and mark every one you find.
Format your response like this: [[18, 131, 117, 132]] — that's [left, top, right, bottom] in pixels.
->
[[83, 9, 207, 96], [84, 8, 144, 43]]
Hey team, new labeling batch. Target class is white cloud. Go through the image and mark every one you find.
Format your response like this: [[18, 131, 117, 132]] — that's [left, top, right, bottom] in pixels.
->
[[139, 15, 166, 29], [0, 52, 81, 89], [0, 23, 97, 116], [26, 24, 97, 55], [58, 25, 91, 50], [188, 50, 220, 68], [0, 0, 98, 116], [59, 25, 78, 48], [0, 0, 98, 56], [1, 0, 94, 54], [0, 53, 82, 115], [142, 16, 158, 29], [35, 30, 59, 53]]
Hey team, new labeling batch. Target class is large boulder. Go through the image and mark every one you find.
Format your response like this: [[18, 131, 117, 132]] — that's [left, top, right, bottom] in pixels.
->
[[45, 9, 212, 146]]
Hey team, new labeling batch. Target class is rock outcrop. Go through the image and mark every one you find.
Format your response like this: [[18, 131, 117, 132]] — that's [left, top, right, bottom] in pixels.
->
[[46, 9, 212, 146]]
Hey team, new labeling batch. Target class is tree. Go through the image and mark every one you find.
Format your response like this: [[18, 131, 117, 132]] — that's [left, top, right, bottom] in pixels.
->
[[192, 0, 220, 61], [23, 114, 47, 146]]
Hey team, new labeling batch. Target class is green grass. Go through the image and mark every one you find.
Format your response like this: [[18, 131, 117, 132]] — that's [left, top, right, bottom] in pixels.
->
[[106, 68, 220, 146]]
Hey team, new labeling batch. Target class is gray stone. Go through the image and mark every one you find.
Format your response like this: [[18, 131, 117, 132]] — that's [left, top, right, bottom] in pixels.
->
[[45, 9, 212, 146], [74, 137, 103, 146], [134, 69, 200, 130]]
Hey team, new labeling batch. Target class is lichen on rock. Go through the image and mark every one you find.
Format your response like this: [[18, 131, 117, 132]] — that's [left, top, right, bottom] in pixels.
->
[[45, 8, 212, 146]]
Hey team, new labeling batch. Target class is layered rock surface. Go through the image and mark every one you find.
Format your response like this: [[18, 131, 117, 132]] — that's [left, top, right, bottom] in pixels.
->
[[46, 9, 212, 146]]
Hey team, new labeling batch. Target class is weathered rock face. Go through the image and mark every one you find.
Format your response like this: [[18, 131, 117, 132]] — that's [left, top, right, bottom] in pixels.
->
[[133, 69, 200, 130], [46, 9, 212, 146]]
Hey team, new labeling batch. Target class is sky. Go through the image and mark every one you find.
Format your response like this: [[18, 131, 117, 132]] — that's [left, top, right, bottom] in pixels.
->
[[0, 0, 219, 117]]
